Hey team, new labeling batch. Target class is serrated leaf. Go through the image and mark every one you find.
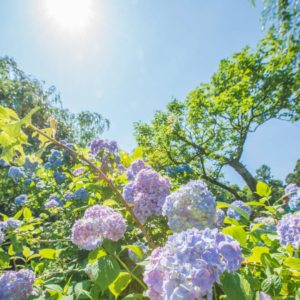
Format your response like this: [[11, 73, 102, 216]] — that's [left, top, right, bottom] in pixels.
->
[[103, 199, 118, 206], [39, 249, 56, 259], [0, 252, 10, 267], [109, 272, 131, 299], [22, 246, 31, 259], [224, 217, 239, 226], [13, 210, 23, 220], [256, 182, 271, 198], [283, 257, 300, 270], [92, 256, 120, 291], [247, 246, 269, 263], [261, 275, 282, 298], [123, 245, 143, 260], [45, 284, 64, 293], [222, 226, 247, 247], [74, 280, 91, 298], [32, 128, 53, 148], [23, 207, 32, 220], [88, 247, 107, 265]]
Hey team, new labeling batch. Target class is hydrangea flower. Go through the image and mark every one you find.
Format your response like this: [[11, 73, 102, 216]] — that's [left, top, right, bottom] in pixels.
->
[[115, 154, 121, 165], [124, 169, 172, 223], [73, 167, 85, 177], [227, 200, 251, 221], [117, 164, 126, 175], [213, 209, 225, 228], [0, 269, 35, 300], [74, 188, 89, 201], [277, 211, 300, 249], [90, 139, 118, 155], [71, 205, 126, 250], [285, 183, 298, 198], [128, 241, 149, 263], [53, 171, 66, 184], [144, 228, 244, 300], [289, 189, 300, 212], [126, 159, 152, 181], [259, 292, 272, 300], [0, 221, 8, 232], [22, 156, 39, 175], [0, 158, 9, 167], [100, 154, 108, 169], [61, 141, 74, 157], [45, 199, 63, 209], [6, 218, 20, 229], [36, 181, 46, 188], [64, 193, 74, 201], [85, 263, 95, 281], [53, 158, 63, 168], [24, 178, 32, 185], [15, 194, 28, 206], [175, 166, 184, 173], [166, 166, 175, 173], [8, 166, 25, 182], [33, 176, 40, 181], [162, 180, 217, 232], [250, 217, 277, 233], [182, 164, 193, 173], [44, 162, 52, 170], [0, 232, 4, 244]]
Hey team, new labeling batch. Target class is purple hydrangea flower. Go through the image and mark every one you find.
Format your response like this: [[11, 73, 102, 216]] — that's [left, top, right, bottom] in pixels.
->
[[250, 217, 277, 233], [259, 292, 272, 300], [123, 169, 172, 223], [64, 193, 74, 201], [45, 199, 63, 209], [22, 156, 39, 175], [53, 171, 66, 184], [0, 269, 35, 300], [289, 189, 300, 212], [227, 200, 251, 221], [0, 221, 8, 232], [73, 167, 85, 177], [285, 183, 298, 198], [36, 181, 46, 188], [71, 205, 126, 250], [162, 180, 217, 232], [74, 188, 89, 201], [100, 154, 108, 169], [117, 164, 126, 175], [126, 159, 151, 181], [6, 218, 20, 229], [277, 211, 300, 249], [0, 232, 4, 243], [0, 158, 9, 167], [90, 139, 118, 155], [15, 194, 28, 206], [213, 209, 225, 228], [144, 228, 244, 300], [106, 140, 118, 153]]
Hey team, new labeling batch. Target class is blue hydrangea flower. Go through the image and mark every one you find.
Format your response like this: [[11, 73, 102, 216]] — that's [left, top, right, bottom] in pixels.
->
[[33, 176, 40, 181], [63, 143, 74, 157], [53, 171, 66, 184], [22, 156, 39, 175], [0, 222, 8, 232], [24, 178, 32, 185], [162, 180, 217, 232], [289, 189, 300, 212], [0, 158, 9, 167], [0, 232, 4, 244], [53, 158, 63, 168], [6, 218, 21, 229], [8, 166, 25, 182], [36, 181, 46, 188], [175, 166, 184, 173], [144, 228, 244, 300], [166, 166, 175, 172], [15, 194, 28, 206], [64, 193, 74, 201], [74, 188, 89, 201], [44, 162, 52, 170], [213, 209, 225, 228], [285, 183, 298, 198], [227, 200, 251, 221], [126, 159, 151, 181]]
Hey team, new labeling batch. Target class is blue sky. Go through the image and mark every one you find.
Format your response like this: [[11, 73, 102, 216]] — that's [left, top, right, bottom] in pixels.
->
[[1, 0, 299, 188]]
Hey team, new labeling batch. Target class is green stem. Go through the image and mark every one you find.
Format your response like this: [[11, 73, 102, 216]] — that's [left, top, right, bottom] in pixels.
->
[[214, 283, 218, 300], [113, 254, 147, 290]]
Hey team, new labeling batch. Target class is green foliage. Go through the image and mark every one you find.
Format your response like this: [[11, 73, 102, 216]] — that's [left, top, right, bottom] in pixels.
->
[[286, 158, 300, 186]]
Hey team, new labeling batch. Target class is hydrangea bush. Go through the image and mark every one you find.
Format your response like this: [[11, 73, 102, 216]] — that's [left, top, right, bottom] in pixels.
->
[[0, 106, 299, 299]]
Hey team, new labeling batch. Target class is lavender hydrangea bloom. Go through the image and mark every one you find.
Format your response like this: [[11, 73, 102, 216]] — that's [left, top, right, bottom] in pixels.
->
[[259, 292, 272, 300], [162, 180, 217, 232], [64, 193, 74, 201], [106, 140, 118, 153], [0, 221, 8, 232], [24, 178, 32, 185], [45, 199, 62, 209], [285, 183, 298, 198], [90, 139, 105, 155], [124, 169, 172, 223], [71, 205, 126, 250], [73, 167, 85, 177], [117, 164, 126, 175], [8, 166, 25, 182], [126, 159, 152, 181], [277, 212, 300, 249], [289, 189, 300, 212], [227, 200, 251, 221], [36, 181, 46, 188], [22, 156, 39, 175], [128, 241, 149, 263], [100, 154, 108, 169], [250, 217, 277, 233], [213, 209, 225, 228], [0, 269, 35, 300], [6, 218, 20, 229], [0, 232, 4, 244], [144, 228, 244, 300], [15, 194, 28, 206], [53, 171, 66, 184], [74, 188, 89, 201], [0, 158, 9, 167]]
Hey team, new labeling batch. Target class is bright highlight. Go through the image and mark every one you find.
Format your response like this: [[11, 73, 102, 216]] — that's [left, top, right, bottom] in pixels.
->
[[46, 0, 93, 31]]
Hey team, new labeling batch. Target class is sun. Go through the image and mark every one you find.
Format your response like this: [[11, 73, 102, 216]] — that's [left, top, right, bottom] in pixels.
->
[[46, 0, 93, 31]]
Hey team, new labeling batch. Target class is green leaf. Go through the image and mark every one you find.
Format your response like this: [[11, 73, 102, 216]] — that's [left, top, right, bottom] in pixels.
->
[[247, 246, 269, 263], [244, 275, 260, 291], [39, 249, 56, 259], [224, 217, 239, 226], [220, 271, 254, 300], [222, 226, 247, 247], [121, 294, 143, 300], [88, 247, 107, 265], [8, 242, 23, 254], [132, 147, 143, 160], [74, 280, 91, 298], [283, 257, 300, 270], [102, 239, 117, 254], [256, 182, 271, 198], [23, 207, 32, 220], [45, 284, 64, 293], [0, 252, 10, 267], [22, 246, 31, 259], [91, 256, 120, 291], [19, 225, 35, 231], [243, 201, 266, 207], [35, 263, 45, 272], [103, 199, 118, 206], [109, 272, 131, 299], [122, 245, 143, 260], [13, 210, 23, 220], [261, 275, 282, 298], [217, 202, 250, 221]]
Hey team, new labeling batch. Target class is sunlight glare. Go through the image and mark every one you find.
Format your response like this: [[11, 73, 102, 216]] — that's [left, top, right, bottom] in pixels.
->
[[46, 0, 93, 31]]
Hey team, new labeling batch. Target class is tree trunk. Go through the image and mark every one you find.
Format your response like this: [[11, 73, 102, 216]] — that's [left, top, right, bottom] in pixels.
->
[[228, 160, 257, 193]]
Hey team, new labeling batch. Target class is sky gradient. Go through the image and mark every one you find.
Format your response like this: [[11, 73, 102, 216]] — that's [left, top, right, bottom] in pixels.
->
[[1, 0, 299, 188]]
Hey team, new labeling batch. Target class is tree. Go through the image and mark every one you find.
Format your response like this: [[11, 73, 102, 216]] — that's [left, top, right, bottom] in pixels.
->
[[255, 164, 272, 183], [0, 56, 109, 147], [286, 158, 300, 186], [134, 30, 300, 197]]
